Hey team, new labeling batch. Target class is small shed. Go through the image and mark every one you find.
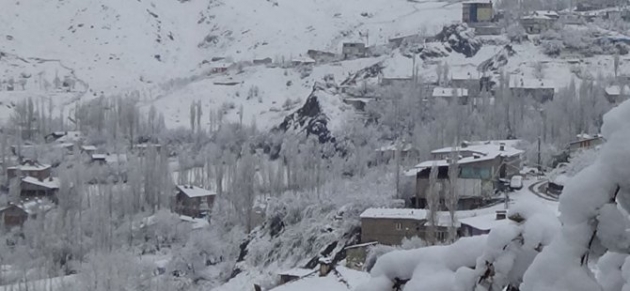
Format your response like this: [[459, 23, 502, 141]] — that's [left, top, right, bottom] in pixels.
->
[[459, 212, 511, 237], [462, 0, 494, 23], [432, 87, 469, 104], [604, 84, 630, 104], [277, 268, 316, 284], [291, 57, 316, 67], [342, 43, 366, 59], [521, 11, 560, 34], [0, 204, 28, 230], [174, 185, 217, 218], [345, 242, 378, 270]]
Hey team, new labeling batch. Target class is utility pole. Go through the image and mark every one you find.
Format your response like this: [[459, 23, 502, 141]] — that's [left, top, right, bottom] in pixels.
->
[[537, 136, 542, 173], [395, 139, 401, 199]]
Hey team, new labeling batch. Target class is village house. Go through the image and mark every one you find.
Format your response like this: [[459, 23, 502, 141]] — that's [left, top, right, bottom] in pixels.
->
[[0, 200, 54, 230], [431, 87, 470, 105], [173, 185, 217, 218], [307, 50, 337, 63], [277, 268, 317, 285], [604, 84, 630, 104], [459, 211, 510, 237], [20, 176, 60, 202], [388, 34, 424, 48], [406, 141, 523, 210], [375, 141, 418, 164], [568, 133, 605, 155], [0, 204, 28, 230], [509, 77, 555, 103], [462, 0, 494, 24], [291, 56, 316, 67], [7, 160, 51, 181], [450, 71, 492, 97], [342, 43, 367, 59], [521, 11, 560, 34], [81, 145, 97, 154], [209, 62, 231, 74], [44, 131, 83, 144], [360, 208, 457, 245]]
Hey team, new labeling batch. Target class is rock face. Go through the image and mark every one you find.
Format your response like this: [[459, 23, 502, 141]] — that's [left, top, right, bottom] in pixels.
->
[[277, 81, 338, 144], [432, 23, 482, 58], [478, 44, 516, 72]]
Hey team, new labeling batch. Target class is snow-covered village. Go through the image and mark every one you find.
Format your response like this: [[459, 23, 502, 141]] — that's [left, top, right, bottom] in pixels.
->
[[1, 0, 630, 290]]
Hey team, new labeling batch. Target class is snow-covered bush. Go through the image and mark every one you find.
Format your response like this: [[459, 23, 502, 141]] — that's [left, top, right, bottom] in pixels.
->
[[357, 201, 559, 291], [521, 99, 630, 291]]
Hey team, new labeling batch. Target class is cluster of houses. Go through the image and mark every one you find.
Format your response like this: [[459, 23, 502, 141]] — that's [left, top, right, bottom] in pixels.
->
[[0, 130, 220, 231]]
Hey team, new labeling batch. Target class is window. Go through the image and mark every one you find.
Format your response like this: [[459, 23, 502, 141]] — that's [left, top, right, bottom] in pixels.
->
[[437, 231, 446, 241], [395, 222, 402, 231]]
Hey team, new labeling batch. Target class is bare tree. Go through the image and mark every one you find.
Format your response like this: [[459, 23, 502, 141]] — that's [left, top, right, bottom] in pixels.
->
[[426, 163, 440, 245]]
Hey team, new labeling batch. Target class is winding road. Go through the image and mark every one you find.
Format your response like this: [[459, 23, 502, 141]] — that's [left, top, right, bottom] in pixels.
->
[[528, 179, 559, 202]]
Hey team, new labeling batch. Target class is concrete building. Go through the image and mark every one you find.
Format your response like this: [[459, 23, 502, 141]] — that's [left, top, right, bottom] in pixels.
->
[[174, 185, 217, 218], [342, 43, 367, 59], [462, 0, 494, 23], [360, 208, 457, 245]]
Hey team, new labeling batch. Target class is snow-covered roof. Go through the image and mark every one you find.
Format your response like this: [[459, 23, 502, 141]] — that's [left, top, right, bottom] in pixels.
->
[[432, 142, 523, 157], [522, 10, 560, 20], [451, 69, 480, 81], [344, 241, 379, 250], [360, 208, 457, 227], [81, 145, 97, 151], [8, 162, 51, 171], [91, 154, 107, 160], [462, 0, 492, 4], [406, 141, 523, 176], [509, 76, 555, 89], [176, 185, 216, 198], [277, 268, 317, 278], [292, 56, 316, 64], [459, 214, 512, 231], [432, 87, 469, 98], [22, 176, 60, 189], [20, 199, 55, 214], [54, 131, 82, 143], [605, 85, 630, 96], [270, 266, 369, 291], [361, 208, 429, 220], [376, 141, 415, 152]]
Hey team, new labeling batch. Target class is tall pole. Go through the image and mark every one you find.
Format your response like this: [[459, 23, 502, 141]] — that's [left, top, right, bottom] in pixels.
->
[[537, 136, 542, 173]]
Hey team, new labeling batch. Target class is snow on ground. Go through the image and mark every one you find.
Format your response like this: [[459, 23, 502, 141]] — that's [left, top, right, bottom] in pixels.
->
[[0, 275, 78, 291], [269, 266, 370, 291]]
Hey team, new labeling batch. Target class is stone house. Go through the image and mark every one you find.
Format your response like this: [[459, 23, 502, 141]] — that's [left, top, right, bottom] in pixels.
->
[[360, 208, 457, 245], [521, 11, 560, 34], [342, 43, 366, 59], [509, 77, 555, 103], [173, 185, 217, 218]]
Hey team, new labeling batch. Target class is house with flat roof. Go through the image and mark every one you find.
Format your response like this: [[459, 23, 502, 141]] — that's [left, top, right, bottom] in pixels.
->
[[173, 185, 217, 218], [462, 0, 494, 24], [406, 141, 523, 210], [359, 208, 458, 245]]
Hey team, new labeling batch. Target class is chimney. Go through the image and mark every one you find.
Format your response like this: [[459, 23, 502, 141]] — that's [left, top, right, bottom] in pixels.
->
[[319, 257, 333, 277], [499, 143, 505, 151], [496, 210, 507, 220]]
